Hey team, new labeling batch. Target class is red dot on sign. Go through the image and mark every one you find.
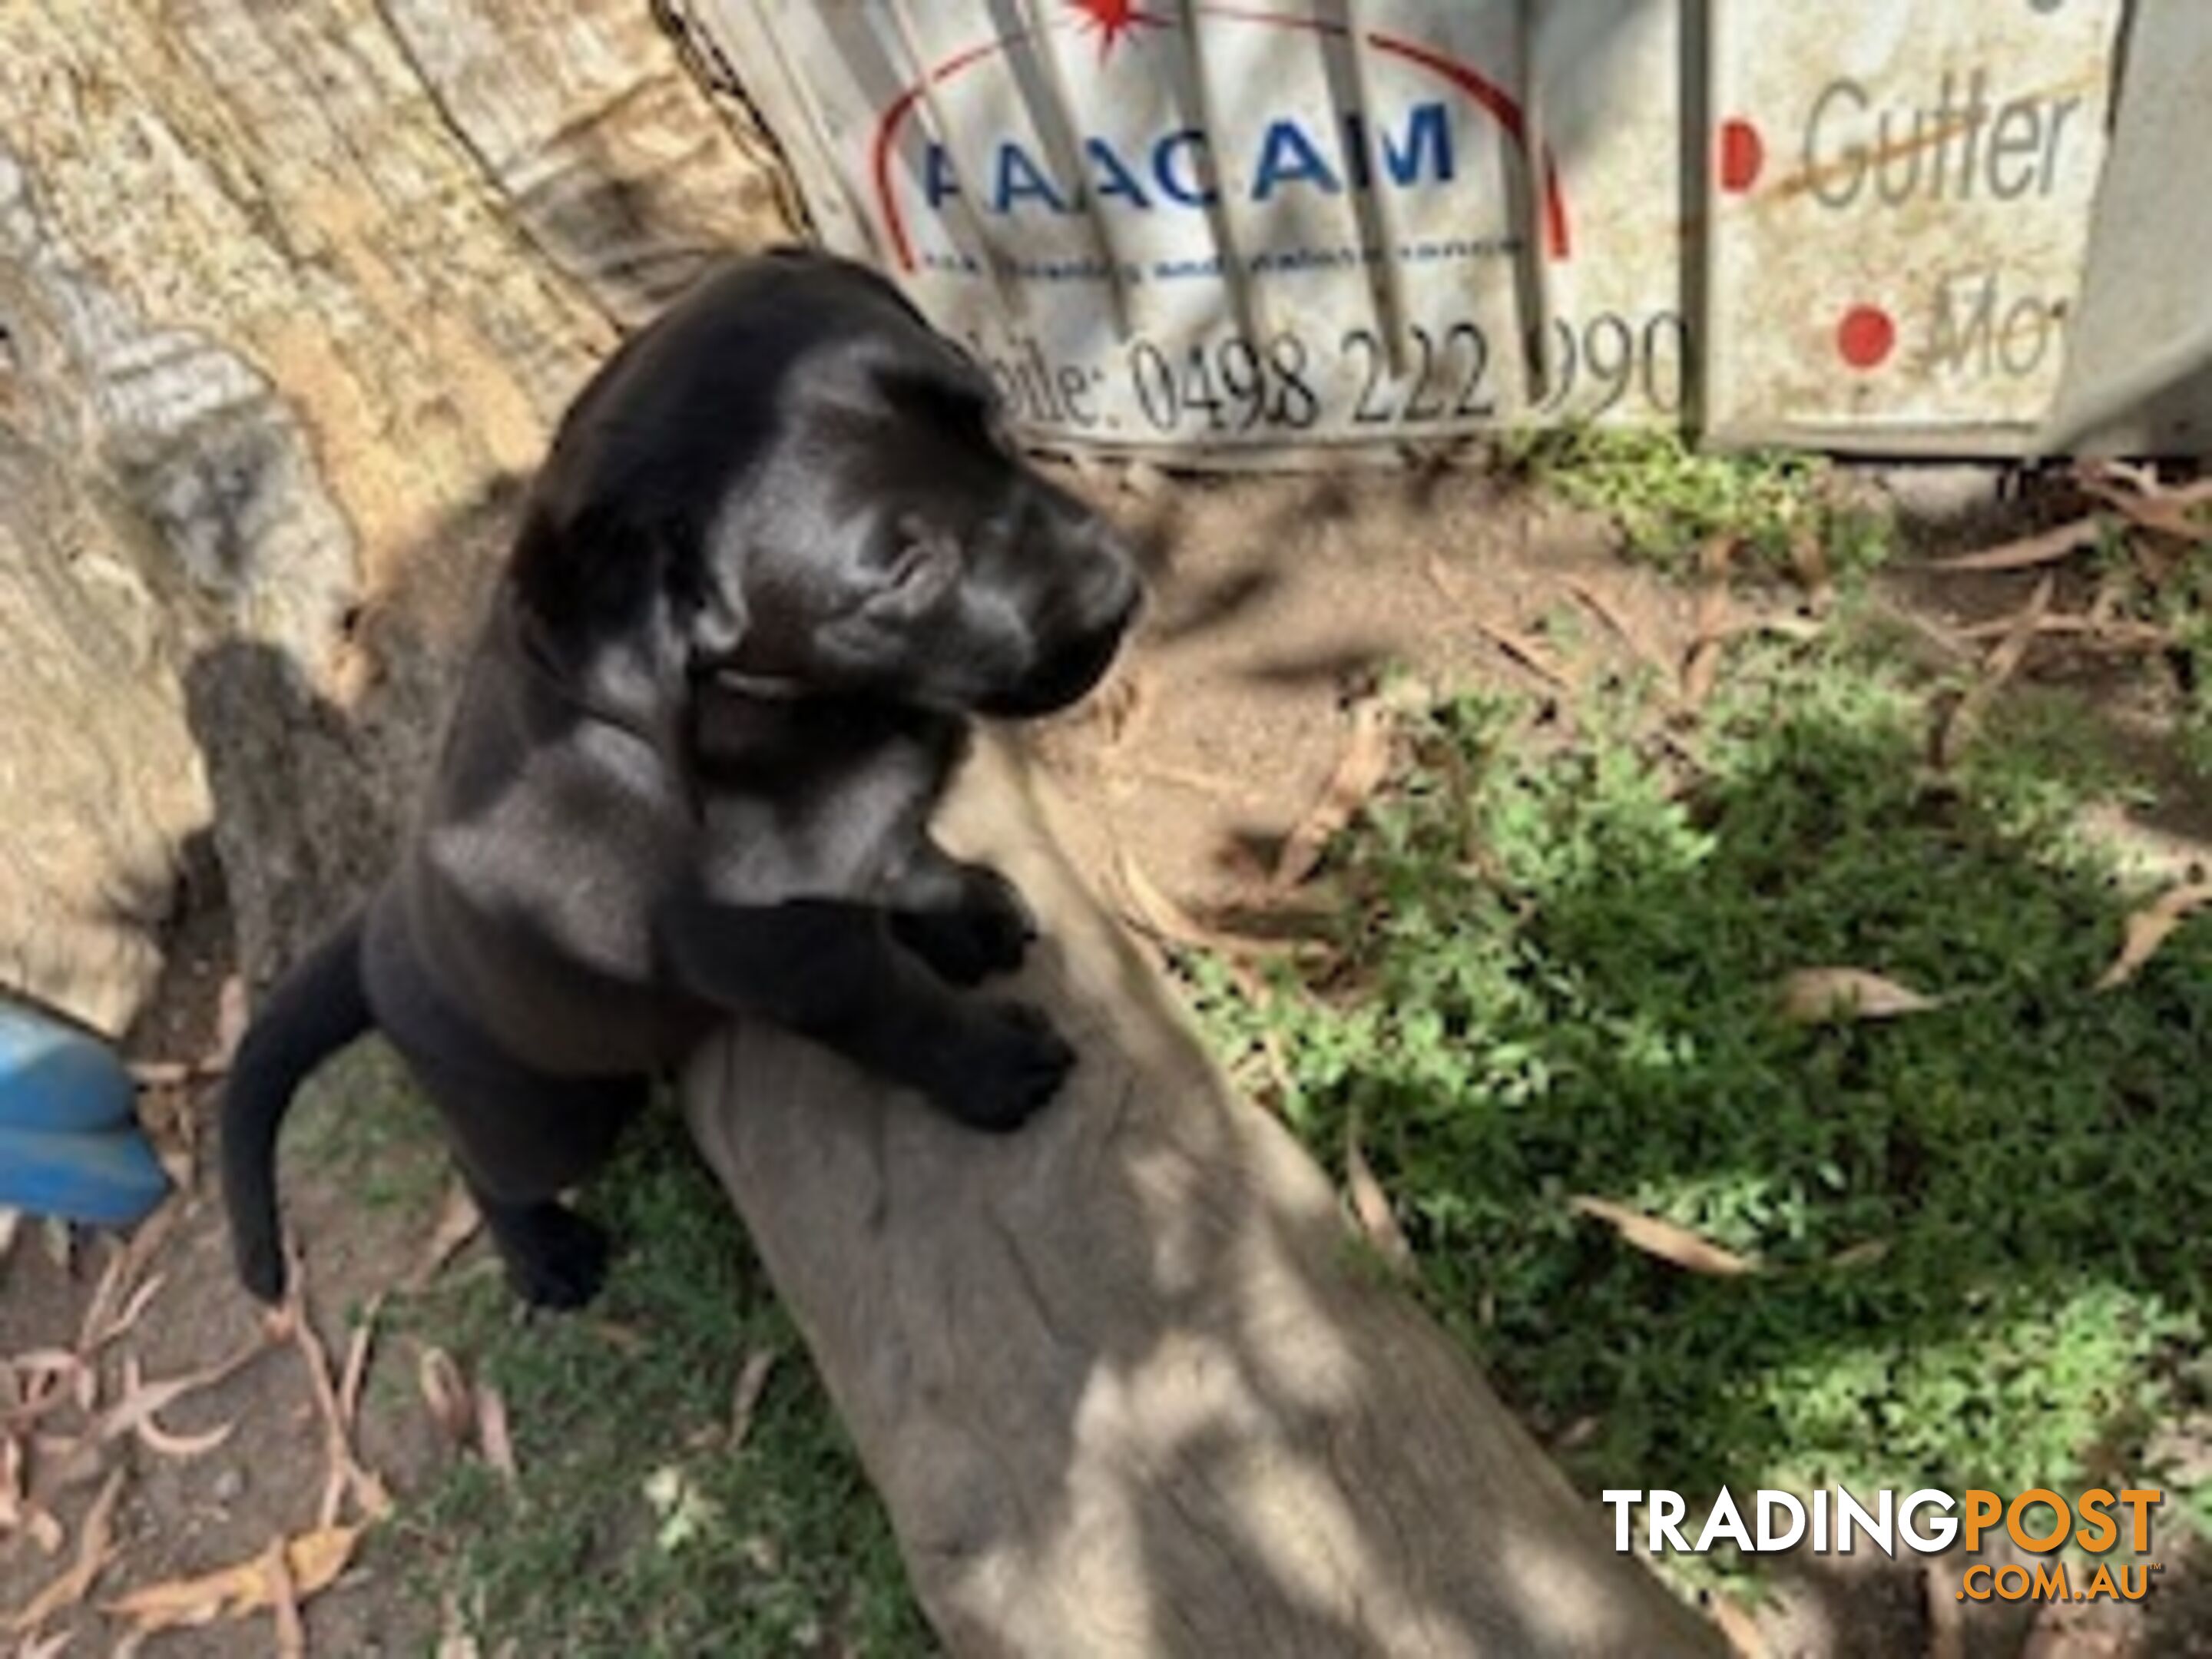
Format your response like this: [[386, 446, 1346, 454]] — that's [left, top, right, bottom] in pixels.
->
[[1837, 304, 1896, 370], [1718, 118, 1765, 193]]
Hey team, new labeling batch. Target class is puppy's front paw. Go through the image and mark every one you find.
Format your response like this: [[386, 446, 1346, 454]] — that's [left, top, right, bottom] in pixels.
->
[[894, 864, 1038, 987], [937, 1001, 1075, 1132], [496, 1203, 611, 1310]]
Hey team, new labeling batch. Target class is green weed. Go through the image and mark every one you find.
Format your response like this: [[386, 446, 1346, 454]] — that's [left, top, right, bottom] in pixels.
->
[[1191, 636, 2212, 1528], [286, 1067, 929, 1657], [389, 1111, 932, 1657], [1513, 428, 1892, 579]]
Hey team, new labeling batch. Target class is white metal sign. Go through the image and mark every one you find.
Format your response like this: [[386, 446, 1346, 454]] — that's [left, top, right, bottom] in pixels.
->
[[1704, 0, 2125, 450], [704, 1, 2133, 461], [710, 0, 1695, 456]]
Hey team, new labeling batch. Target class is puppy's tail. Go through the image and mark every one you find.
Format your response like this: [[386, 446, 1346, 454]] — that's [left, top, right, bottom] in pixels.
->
[[220, 912, 375, 1303]]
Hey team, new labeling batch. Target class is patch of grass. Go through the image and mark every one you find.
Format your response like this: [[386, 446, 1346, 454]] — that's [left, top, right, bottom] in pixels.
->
[[2139, 544, 2212, 777], [388, 1109, 929, 1656], [2028, 511, 2212, 783], [285, 1038, 926, 1650], [389, 1111, 932, 1656], [1512, 427, 1892, 579], [1190, 634, 2212, 1538], [289, 1043, 449, 1216], [295, 1079, 932, 1657]]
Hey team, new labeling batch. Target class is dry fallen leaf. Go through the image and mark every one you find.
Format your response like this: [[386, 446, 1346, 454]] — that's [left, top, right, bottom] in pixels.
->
[[1934, 574, 2054, 768], [210, 975, 250, 1075], [1950, 612, 2172, 651], [1680, 538, 1742, 706], [2076, 466, 2212, 541], [474, 1382, 518, 1485], [1254, 1027, 1296, 1115], [1568, 1197, 1758, 1277], [2078, 458, 2163, 495], [14, 1628, 73, 1659], [104, 1524, 365, 1634], [1469, 612, 1573, 691], [1552, 1416, 1601, 1452], [284, 1258, 392, 1528], [1343, 1119, 1413, 1274], [78, 1274, 166, 1362], [260, 1534, 306, 1659], [4, 1466, 123, 1633], [71, 1250, 131, 1360], [1707, 1590, 1767, 1657], [581, 1320, 647, 1355], [729, 1349, 777, 1452], [92, 1351, 251, 1459], [24, 1507, 64, 1560], [1778, 967, 1943, 1023], [405, 1184, 483, 1293], [417, 1348, 475, 1447], [338, 1298, 382, 1435], [0, 1435, 53, 1556], [0, 1435, 21, 1524], [114, 1200, 184, 1297], [3, 1353, 87, 1433], [1827, 1240, 1891, 1270], [2094, 880, 2212, 991], [642, 1467, 721, 1554], [1790, 526, 1833, 609], [71, 1198, 188, 1356], [1679, 635, 1727, 711], [1698, 531, 1740, 585], [1561, 575, 1674, 684], [1273, 696, 1395, 889], [1930, 515, 2104, 573], [435, 1591, 482, 1659], [435, 1591, 490, 1659]]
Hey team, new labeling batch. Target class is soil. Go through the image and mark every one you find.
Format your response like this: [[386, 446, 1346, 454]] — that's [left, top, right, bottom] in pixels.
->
[[3, 459, 2207, 1657]]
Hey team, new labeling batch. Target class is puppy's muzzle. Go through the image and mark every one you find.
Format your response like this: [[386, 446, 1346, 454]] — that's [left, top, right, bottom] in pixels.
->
[[985, 526, 1142, 718]]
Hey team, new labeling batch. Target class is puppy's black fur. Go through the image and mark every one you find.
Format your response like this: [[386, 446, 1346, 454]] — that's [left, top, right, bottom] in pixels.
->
[[222, 250, 1140, 1310]]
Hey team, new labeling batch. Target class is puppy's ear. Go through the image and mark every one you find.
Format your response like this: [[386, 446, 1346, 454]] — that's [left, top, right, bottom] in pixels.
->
[[856, 522, 959, 621], [680, 561, 748, 667], [512, 498, 664, 643]]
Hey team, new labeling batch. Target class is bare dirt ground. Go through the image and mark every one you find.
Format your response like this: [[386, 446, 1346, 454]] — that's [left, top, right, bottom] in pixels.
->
[[3, 459, 2207, 1657]]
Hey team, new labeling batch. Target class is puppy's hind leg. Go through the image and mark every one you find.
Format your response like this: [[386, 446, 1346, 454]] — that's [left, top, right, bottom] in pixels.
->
[[399, 1048, 646, 1310], [465, 1188, 615, 1313]]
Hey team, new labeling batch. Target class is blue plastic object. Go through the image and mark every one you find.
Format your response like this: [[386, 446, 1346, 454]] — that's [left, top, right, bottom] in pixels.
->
[[0, 1124, 170, 1227], [0, 999, 171, 1227]]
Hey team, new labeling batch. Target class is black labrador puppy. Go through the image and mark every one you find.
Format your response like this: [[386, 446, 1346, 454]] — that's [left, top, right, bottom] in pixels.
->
[[222, 248, 1141, 1310]]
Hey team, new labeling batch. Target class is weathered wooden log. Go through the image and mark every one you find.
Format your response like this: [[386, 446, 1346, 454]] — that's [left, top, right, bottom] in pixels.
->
[[0, 0, 798, 1018], [684, 734, 1723, 1658]]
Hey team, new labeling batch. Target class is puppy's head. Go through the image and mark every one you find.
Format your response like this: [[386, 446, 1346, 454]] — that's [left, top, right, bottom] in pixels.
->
[[514, 249, 1139, 720]]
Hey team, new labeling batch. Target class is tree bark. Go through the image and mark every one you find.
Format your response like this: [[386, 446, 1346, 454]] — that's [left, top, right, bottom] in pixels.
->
[[0, 0, 798, 1020], [685, 734, 1723, 1658]]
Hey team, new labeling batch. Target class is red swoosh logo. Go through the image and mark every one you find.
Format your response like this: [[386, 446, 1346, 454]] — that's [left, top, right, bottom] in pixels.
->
[[869, 8, 1571, 271]]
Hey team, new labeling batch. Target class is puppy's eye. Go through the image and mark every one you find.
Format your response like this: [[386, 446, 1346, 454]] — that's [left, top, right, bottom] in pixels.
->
[[885, 541, 937, 589]]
